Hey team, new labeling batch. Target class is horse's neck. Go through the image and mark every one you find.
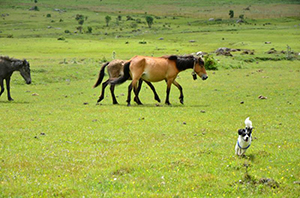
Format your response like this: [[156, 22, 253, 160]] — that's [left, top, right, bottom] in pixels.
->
[[7, 60, 21, 73], [176, 59, 194, 71]]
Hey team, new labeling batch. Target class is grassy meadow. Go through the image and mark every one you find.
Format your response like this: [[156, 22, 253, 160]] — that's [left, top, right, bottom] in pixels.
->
[[0, 0, 300, 197]]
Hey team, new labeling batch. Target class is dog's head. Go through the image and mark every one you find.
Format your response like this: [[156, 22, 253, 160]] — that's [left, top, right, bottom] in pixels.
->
[[238, 128, 252, 142]]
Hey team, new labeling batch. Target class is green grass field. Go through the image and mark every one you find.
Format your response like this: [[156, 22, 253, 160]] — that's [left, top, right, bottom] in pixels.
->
[[1, 0, 300, 197]]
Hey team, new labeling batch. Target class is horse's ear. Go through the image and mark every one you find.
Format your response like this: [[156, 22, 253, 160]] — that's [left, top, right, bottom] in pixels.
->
[[198, 57, 204, 64], [168, 55, 177, 60]]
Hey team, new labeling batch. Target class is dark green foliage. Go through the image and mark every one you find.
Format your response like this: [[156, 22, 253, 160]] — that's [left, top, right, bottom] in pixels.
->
[[145, 16, 154, 28], [87, 26, 93, 33], [229, 10, 234, 18], [126, 15, 134, 21], [204, 55, 218, 70], [105, 15, 111, 26], [75, 14, 85, 25], [75, 14, 84, 21], [78, 19, 84, 25], [31, 6, 39, 11]]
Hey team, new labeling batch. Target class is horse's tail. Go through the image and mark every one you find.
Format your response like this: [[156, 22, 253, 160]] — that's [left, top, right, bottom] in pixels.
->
[[93, 62, 110, 88], [111, 61, 131, 85]]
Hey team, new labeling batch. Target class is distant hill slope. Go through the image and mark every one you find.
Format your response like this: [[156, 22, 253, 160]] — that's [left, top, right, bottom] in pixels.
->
[[1, 0, 299, 18]]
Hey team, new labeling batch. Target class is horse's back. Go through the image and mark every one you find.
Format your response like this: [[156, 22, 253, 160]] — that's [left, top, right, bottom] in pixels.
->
[[129, 55, 178, 82], [107, 59, 125, 78]]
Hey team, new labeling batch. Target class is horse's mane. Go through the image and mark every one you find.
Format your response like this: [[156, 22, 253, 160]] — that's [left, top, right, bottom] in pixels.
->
[[160, 55, 177, 60], [176, 56, 195, 71], [162, 55, 195, 71], [0, 56, 22, 62]]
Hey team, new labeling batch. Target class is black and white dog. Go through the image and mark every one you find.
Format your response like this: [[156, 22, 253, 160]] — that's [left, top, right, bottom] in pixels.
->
[[235, 117, 253, 156]]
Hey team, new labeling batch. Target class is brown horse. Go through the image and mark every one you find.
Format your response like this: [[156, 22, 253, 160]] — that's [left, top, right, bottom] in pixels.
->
[[111, 55, 208, 106], [93, 59, 160, 104]]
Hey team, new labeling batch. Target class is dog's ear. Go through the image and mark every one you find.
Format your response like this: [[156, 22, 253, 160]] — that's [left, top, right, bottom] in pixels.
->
[[238, 129, 244, 135], [246, 127, 253, 133]]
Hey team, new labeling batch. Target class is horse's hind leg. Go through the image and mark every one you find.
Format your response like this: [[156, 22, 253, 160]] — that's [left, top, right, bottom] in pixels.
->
[[97, 79, 110, 104], [172, 80, 184, 104], [109, 84, 118, 105], [144, 80, 161, 103], [133, 79, 143, 105]]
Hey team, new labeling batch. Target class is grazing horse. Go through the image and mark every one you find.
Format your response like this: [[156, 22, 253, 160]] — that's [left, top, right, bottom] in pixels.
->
[[93, 59, 160, 104], [111, 55, 208, 106], [0, 56, 31, 101]]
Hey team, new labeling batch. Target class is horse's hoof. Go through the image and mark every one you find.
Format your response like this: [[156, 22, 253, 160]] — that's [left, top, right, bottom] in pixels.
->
[[113, 102, 119, 105]]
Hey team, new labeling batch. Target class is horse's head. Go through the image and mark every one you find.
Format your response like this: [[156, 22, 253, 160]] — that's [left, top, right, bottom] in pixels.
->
[[19, 59, 31, 84], [193, 57, 208, 81]]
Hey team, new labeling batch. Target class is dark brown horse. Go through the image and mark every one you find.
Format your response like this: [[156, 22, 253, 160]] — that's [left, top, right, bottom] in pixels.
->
[[0, 56, 31, 101], [111, 55, 208, 106], [93, 59, 160, 104]]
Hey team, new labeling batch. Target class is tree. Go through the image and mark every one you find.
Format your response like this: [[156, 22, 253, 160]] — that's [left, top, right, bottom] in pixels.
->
[[145, 16, 154, 28], [229, 10, 234, 18], [105, 16, 111, 27], [75, 14, 85, 25]]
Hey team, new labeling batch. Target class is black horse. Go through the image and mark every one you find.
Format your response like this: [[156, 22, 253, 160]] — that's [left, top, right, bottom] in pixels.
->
[[0, 56, 31, 101]]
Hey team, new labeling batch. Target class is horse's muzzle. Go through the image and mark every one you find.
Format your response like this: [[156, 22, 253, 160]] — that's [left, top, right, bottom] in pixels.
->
[[202, 75, 208, 80], [26, 80, 32, 84]]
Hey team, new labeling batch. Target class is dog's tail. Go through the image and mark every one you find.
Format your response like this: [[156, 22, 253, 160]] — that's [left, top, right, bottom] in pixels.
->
[[93, 62, 110, 88], [110, 61, 131, 85], [245, 117, 252, 128]]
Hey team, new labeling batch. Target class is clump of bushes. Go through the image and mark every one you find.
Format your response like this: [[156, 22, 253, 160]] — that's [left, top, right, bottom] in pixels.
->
[[204, 55, 218, 70], [75, 14, 85, 25], [87, 26, 92, 33], [29, 6, 39, 11]]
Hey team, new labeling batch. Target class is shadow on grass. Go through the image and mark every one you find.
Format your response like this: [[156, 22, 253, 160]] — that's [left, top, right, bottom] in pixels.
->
[[96, 103, 210, 108], [246, 154, 255, 162], [0, 100, 30, 104]]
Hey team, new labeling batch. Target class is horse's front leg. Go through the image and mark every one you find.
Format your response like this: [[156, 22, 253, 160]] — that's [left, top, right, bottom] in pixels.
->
[[0, 78, 4, 97], [172, 80, 184, 104], [134, 79, 143, 105], [5, 77, 13, 101]]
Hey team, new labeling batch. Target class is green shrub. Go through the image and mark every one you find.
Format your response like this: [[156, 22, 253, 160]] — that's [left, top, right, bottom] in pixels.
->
[[87, 26, 93, 33], [204, 55, 218, 70]]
